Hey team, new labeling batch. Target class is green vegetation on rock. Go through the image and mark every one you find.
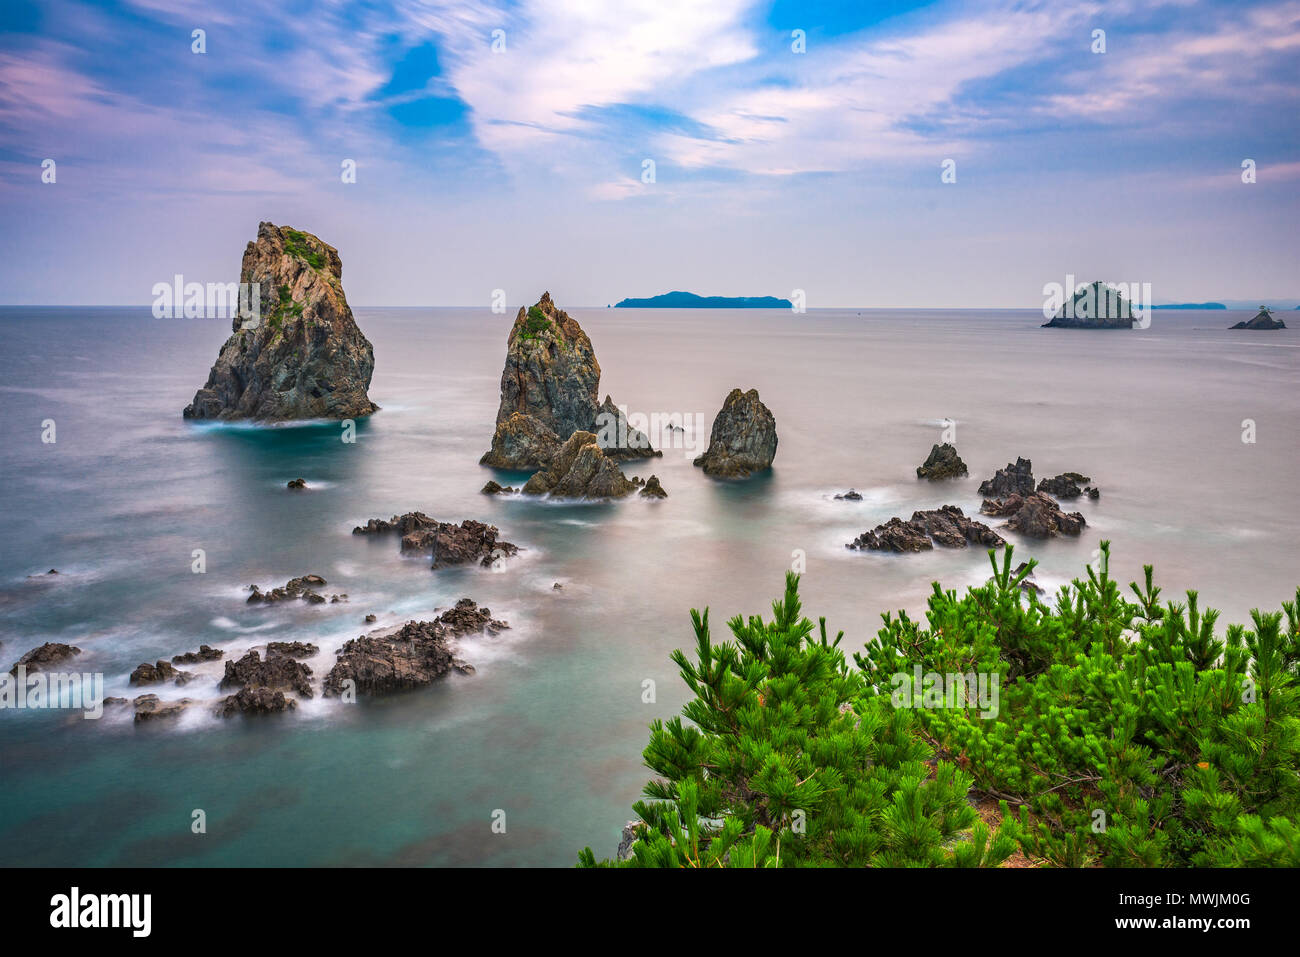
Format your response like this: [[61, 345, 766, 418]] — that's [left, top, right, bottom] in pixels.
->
[[283, 228, 325, 269], [518, 305, 553, 342], [582, 543, 1300, 867]]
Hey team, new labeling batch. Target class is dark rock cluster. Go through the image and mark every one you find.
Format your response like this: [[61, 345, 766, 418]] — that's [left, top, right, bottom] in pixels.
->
[[847, 506, 1004, 552]]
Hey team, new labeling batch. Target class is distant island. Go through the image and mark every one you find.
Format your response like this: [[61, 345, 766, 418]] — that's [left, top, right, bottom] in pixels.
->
[[615, 291, 793, 309], [1151, 302, 1227, 310]]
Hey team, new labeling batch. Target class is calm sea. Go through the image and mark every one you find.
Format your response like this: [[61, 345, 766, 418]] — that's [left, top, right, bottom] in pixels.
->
[[0, 305, 1295, 865]]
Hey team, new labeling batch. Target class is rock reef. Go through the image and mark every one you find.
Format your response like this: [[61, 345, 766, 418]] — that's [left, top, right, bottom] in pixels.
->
[[182, 222, 378, 421], [8, 642, 80, 675], [693, 388, 778, 478], [978, 458, 1036, 498], [847, 506, 1004, 552], [352, 513, 518, 569], [1042, 281, 1136, 329], [981, 492, 1086, 538], [521, 430, 645, 499], [1231, 308, 1287, 330]]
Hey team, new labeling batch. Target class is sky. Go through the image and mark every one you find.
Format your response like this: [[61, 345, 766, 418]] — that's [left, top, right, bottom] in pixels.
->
[[0, 0, 1297, 307]]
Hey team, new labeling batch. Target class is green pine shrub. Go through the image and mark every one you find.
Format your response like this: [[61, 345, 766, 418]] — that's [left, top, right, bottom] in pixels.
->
[[584, 543, 1300, 868]]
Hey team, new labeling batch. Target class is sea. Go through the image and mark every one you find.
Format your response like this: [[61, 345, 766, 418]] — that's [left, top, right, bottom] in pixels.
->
[[0, 305, 1295, 865]]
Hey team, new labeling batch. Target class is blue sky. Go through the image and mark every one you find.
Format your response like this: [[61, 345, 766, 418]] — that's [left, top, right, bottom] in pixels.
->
[[0, 0, 1297, 306]]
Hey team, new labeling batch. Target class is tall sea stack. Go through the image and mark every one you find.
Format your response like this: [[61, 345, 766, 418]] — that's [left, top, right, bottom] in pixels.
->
[[481, 293, 655, 468], [182, 222, 378, 421]]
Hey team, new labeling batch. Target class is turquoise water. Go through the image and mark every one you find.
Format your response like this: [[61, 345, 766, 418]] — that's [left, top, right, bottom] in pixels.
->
[[1, 305, 1296, 865]]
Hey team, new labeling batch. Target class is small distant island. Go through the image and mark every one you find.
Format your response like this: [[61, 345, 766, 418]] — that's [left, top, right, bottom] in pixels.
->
[[615, 291, 793, 309], [1151, 302, 1227, 310]]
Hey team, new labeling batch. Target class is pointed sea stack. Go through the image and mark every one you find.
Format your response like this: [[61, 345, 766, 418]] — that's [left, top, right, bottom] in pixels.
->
[[1042, 281, 1135, 329], [1230, 308, 1286, 330], [182, 222, 378, 421], [481, 293, 656, 468]]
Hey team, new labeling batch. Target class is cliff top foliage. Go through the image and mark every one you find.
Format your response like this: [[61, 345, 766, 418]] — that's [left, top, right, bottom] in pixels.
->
[[581, 543, 1300, 867], [517, 304, 554, 342], [283, 228, 324, 269]]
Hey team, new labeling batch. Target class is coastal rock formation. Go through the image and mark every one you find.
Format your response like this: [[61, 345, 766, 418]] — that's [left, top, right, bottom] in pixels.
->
[[266, 641, 319, 659], [1041, 281, 1136, 329], [481, 481, 517, 495], [172, 645, 224, 665], [9, 642, 80, 675], [246, 574, 334, 605], [835, 489, 864, 500], [481, 293, 657, 468], [981, 492, 1086, 538], [1037, 472, 1100, 499], [847, 506, 1004, 552], [214, 687, 298, 718], [916, 443, 968, 480], [220, 650, 314, 698], [978, 458, 1035, 498], [353, 513, 519, 568], [639, 475, 668, 499], [1231, 308, 1287, 330], [130, 660, 194, 686], [287, 478, 307, 490], [521, 431, 643, 498], [182, 222, 378, 421], [322, 600, 505, 697], [133, 694, 194, 723], [693, 389, 778, 478]]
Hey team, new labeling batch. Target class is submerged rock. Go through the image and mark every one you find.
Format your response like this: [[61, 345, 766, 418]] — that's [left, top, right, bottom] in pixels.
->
[[481, 293, 656, 468], [322, 600, 505, 697], [353, 513, 519, 569], [521, 430, 643, 499], [481, 481, 517, 495], [847, 506, 1004, 552], [693, 388, 778, 478], [1231, 308, 1286, 330], [220, 649, 314, 698], [8, 642, 80, 675], [129, 660, 194, 686], [916, 443, 968, 480], [171, 644, 224, 665], [246, 574, 329, 604], [834, 489, 864, 501], [978, 458, 1035, 498], [981, 492, 1086, 538], [182, 222, 378, 421], [287, 478, 307, 490], [133, 694, 194, 723], [266, 641, 319, 659], [1037, 472, 1093, 499], [214, 686, 298, 718]]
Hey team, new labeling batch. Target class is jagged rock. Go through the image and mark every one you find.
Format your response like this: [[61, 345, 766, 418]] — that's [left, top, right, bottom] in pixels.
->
[[639, 475, 668, 499], [835, 490, 863, 500], [9, 642, 80, 675], [246, 574, 329, 604], [214, 686, 298, 718], [182, 222, 378, 421], [981, 492, 1086, 538], [693, 388, 777, 478], [353, 513, 518, 569], [1042, 281, 1136, 328], [521, 431, 642, 498], [1037, 472, 1091, 499], [322, 601, 504, 697], [480, 293, 656, 468], [481, 292, 600, 468], [129, 660, 194, 686], [552, 582, 563, 590], [481, 481, 517, 495], [364, 614, 377, 623], [594, 396, 660, 461], [851, 506, 1004, 551], [26, 569, 59, 578], [133, 694, 194, 723], [617, 821, 647, 861], [287, 478, 307, 489], [103, 697, 129, 707], [220, 650, 314, 698], [267, 641, 319, 659], [978, 458, 1035, 497], [847, 506, 1004, 552], [172, 644, 224, 664], [916, 443, 968, 480], [1231, 308, 1286, 330]]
